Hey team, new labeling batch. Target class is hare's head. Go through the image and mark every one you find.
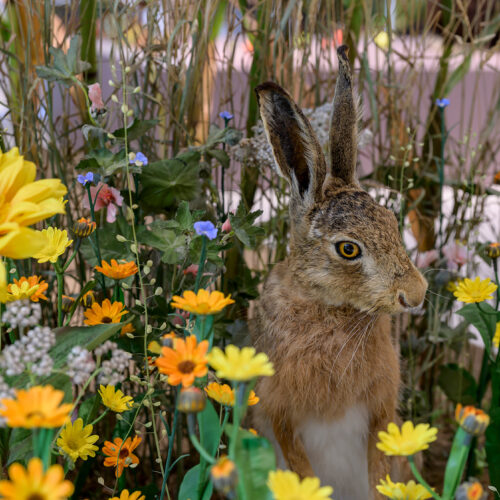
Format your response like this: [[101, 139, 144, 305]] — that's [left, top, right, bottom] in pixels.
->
[[255, 45, 427, 314]]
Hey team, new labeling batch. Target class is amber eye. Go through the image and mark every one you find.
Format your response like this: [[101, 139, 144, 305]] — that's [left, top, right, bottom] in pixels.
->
[[335, 241, 361, 260]]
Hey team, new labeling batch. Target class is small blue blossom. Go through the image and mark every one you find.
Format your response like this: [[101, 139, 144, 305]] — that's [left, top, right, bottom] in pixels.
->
[[436, 98, 450, 108], [194, 221, 218, 240], [219, 111, 234, 121], [129, 152, 148, 166], [77, 172, 94, 186]]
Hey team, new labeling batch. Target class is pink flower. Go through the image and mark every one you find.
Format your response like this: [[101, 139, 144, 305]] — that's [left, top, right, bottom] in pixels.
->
[[83, 182, 124, 223], [183, 264, 199, 277], [221, 218, 232, 233], [443, 241, 468, 270], [88, 83, 104, 111], [416, 249, 439, 268]]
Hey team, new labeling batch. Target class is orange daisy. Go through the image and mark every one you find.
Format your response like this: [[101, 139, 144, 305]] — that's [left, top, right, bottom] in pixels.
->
[[170, 289, 234, 315], [102, 435, 142, 477], [7, 275, 48, 302], [155, 335, 209, 387], [120, 323, 135, 336], [95, 259, 138, 280], [84, 299, 128, 325]]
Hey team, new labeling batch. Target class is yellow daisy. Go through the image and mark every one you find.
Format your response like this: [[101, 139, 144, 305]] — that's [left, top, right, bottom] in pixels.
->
[[205, 382, 259, 406], [0, 457, 74, 500], [110, 491, 145, 500], [33, 228, 73, 264], [267, 470, 333, 500], [453, 277, 498, 303], [6, 275, 48, 302], [0, 147, 67, 259], [377, 421, 438, 456], [84, 299, 128, 325], [207, 345, 275, 381], [95, 259, 138, 280], [98, 385, 134, 413], [57, 418, 99, 462], [170, 289, 235, 315], [376, 475, 432, 499]]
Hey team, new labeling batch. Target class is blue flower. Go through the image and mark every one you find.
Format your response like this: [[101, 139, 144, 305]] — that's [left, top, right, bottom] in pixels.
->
[[77, 172, 94, 186], [129, 152, 148, 166], [436, 98, 450, 108], [194, 221, 218, 240], [219, 111, 234, 121]]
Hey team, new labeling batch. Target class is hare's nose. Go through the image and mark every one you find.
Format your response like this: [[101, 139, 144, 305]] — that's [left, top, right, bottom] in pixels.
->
[[398, 288, 426, 309]]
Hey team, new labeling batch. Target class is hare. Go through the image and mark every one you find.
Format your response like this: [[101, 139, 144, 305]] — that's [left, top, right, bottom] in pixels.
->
[[251, 45, 428, 500]]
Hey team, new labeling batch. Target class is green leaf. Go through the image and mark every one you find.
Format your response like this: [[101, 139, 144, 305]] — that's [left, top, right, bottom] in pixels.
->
[[76, 148, 133, 176], [444, 52, 472, 96], [486, 407, 500, 492], [176, 202, 194, 231], [229, 201, 264, 248], [137, 226, 187, 265], [206, 148, 230, 169], [437, 363, 477, 405], [113, 119, 159, 141], [178, 464, 213, 500], [457, 303, 497, 355], [198, 400, 220, 456]]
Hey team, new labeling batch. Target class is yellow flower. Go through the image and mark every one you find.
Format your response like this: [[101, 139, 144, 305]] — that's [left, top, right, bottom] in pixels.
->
[[376, 475, 432, 499], [267, 470, 333, 500], [57, 418, 99, 462], [374, 31, 390, 50], [33, 228, 73, 264], [0, 457, 74, 500], [453, 277, 498, 303], [205, 382, 259, 406], [455, 404, 490, 435], [98, 385, 134, 413], [493, 322, 500, 348], [0, 260, 7, 303], [377, 421, 438, 456], [0, 385, 72, 428], [171, 289, 235, 315], [6, 275, 48, 302], [0, 147, 67, 259], [208, 345, 274, 381], [110, 490, 145, 500], [84, 299, 128, 325], [95, 259, 138, 280], [446, 280, 461, 293]]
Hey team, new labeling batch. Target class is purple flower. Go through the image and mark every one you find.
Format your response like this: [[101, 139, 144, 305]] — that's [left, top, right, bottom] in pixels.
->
[[194, 221, 218, 240], [77, 172, 94, 186], [219, 111, 234, 121], [436, 98, 450, 108], [129, 152, 148, 166]]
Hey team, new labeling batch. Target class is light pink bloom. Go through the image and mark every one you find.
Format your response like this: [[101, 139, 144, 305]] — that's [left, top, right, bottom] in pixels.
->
[[221, 218, 232, 232], [443, 241, 468, 270], [416, 250, 439, 268], [83, 182, 124, 223], [183, 264, 199, 277], [88, 83, 104, 111]]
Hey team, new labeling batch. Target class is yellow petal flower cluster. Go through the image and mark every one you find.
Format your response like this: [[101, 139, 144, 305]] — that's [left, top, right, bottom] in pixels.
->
[[208, 345, 274, 381], [171, 289, 235, 315], [57, 418, 99, 462], [33, 228, 73, 263], [453, 277, 498, 303], [377, 421, 438, 456], [376, 475, 432, 499], [99, 385, 134, 413], [0, 261, 8, 303], [267, 470, 333, 500], [0, 147, 67, 259], [6, 275, 48, 302]]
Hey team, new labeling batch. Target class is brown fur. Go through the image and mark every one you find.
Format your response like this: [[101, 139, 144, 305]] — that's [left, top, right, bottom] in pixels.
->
[[251, 46, 428, 499]]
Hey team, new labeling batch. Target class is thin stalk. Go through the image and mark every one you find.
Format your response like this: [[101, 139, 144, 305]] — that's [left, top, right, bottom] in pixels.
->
[[408, 456, 441, 500], [54, 261, 64, 327], [159, 390, 179, 500], [187, 414, 216, 465]]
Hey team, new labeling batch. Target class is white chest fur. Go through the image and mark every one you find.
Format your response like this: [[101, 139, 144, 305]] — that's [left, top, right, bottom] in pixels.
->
[[297, 404, 371, 500]]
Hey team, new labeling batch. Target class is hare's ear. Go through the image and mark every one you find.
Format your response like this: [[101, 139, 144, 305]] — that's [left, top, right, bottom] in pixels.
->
[[329, 45, 359, 186], [255, 82, 326, 205]]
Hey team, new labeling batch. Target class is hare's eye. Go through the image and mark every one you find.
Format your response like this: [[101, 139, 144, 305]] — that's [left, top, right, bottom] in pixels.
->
[[335, 241, 361, 260]]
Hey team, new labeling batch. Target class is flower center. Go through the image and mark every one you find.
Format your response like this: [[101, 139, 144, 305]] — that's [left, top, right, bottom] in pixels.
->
[[26, 411, 45, 420], [27, 494, 46, 500], [119, 448, 130, 459], [177, 360, 196, 374], [101, 316, 113, 323]]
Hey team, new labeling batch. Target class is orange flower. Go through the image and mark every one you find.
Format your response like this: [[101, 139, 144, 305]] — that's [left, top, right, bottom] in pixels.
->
[[171, 289, 234, 315], [494, 171, 500, 184], [155, 335, 208, 387], [102, 435, 142, 477], [121, 323, 135, 336], [95, 259, 138, 280], [455, 404, 490, 435], [84, 299, 128, 325], [7, 275, 48, 302]]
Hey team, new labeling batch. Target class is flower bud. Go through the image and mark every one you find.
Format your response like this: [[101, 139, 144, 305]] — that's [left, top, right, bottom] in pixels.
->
[[455, 479, 486, 500], [210, 456, 238, 496], [177, 387, 206, 413], [73, 217, 96, 238], [487, 242, 500, 260], [455, 404, 490, 436], [81, 290, 96, 308], [62, 295, 76, 313], [221, 218, 232, 233]]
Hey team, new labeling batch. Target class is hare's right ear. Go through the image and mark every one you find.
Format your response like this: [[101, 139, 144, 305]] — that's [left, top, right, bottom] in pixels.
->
[[255, 82, 326, 207]]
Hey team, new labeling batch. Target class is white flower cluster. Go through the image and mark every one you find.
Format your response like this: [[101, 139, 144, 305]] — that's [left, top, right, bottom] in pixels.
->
[[95, 341, 133, 386], [0, 326, 55, 377], [0, 375, 15, 427], [66, 346, 96, 385], [1, 300, 41, 329]]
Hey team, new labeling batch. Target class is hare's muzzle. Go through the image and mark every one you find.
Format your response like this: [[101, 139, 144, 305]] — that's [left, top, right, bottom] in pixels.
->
[[397, 272, 428, 310]]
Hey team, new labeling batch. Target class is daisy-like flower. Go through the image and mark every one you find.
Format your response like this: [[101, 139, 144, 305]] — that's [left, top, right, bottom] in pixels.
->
[[0, 147, 67, 259], [453, 277, 498, 303], [84, 299, 128, 325], [446, 280, 461, 293], [110, 490, 145, 500], [6, 275, 48, 302], [267, 470, 333, 500], [103, 435, 142, 477], [171, 289, 235, 315], [208, 345, 275, 382], [121, 323, 135, 336], [99, 385, 134, 413], [83, 181, 124, 223], [95, 259, 138, 280], [57, 418, 99, 462], [0, 457, 74, 500], [455, 404, 490, 435], [0, 385, 72, 428], [376, 475, 432, 499], [33, 228, 73, 264], [376, 421, 438, 456], [155, 335, 208, 387], [211, 456, 238, 496], [493, 322, 500, 348], [205, 382, 259, 407]]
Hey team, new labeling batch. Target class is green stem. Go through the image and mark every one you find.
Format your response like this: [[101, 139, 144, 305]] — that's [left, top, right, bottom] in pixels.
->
[[62, 239, 82, 273], [85, 183, 106, 291], [54, 261, 64, 327], [408, 456, 441, 500], [187, 414, 215, 464], [493, 259, 499, 309], [159, 396, 179, 500], [194, 236, 207, 293], [88, 408, 109, 426]]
